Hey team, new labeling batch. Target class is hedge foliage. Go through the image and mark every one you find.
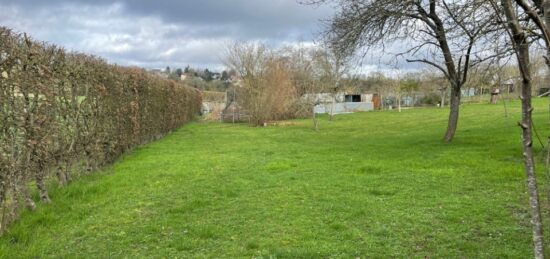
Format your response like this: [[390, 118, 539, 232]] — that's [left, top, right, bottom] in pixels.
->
[[0, 27, 201, 231]]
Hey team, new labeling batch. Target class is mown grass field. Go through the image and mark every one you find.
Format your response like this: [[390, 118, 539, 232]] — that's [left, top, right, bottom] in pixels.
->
[[1, 98, 549, 258]]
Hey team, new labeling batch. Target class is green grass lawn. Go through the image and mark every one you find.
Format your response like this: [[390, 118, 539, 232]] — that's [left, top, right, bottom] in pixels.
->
[[2, 99, 549, 258]]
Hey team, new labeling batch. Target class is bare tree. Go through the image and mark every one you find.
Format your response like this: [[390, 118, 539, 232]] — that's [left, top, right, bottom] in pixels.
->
[[506, 1, 550, 126], [224, 42, 300, 125], [490, 0, 545, 257], [306, 0, 499, 142], [283, 46, 325, 130], [310, 47, 349, 121]]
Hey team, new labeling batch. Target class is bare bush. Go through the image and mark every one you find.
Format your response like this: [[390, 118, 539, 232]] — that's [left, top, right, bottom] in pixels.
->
[[225, 42, 300, 125]]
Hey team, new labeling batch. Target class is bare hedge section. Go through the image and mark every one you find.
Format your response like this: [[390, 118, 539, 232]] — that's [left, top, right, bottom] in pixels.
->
[[0, 27, 201, 231]]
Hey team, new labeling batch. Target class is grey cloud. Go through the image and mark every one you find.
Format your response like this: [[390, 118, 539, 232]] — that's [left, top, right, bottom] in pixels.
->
[[0, 0, 333, 70], [1, 0, 332, 40], [0, 0, 416, 74]]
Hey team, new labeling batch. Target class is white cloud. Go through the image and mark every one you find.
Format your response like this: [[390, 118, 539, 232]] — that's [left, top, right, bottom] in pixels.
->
[[0, 0, 425, 74]]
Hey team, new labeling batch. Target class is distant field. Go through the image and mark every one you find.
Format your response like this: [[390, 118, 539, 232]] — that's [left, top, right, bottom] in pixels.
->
[[1, 98, 548, 258]]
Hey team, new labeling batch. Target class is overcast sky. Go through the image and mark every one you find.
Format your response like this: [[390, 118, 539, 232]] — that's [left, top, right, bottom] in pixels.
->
[[0, 0, 421, 75], [0, 0, 342, 71]]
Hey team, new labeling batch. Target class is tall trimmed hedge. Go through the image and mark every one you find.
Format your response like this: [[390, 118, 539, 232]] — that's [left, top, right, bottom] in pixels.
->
[[0, 27, 201, 231]]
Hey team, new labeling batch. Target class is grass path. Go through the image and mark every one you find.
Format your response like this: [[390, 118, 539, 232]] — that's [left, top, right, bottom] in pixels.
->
[[1, 99, 548, 258]]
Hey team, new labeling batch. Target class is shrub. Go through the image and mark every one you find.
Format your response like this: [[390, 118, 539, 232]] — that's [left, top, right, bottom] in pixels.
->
[[419, 93, 441, 106], [0, 27, 201, 231], [225, 43, 302, 125]]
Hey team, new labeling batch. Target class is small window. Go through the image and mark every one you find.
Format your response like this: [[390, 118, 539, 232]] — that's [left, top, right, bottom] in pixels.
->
[[345, 94, 361, 102]]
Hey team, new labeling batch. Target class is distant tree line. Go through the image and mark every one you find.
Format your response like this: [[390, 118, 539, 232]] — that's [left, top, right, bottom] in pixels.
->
[[160, 65, 236, 92]]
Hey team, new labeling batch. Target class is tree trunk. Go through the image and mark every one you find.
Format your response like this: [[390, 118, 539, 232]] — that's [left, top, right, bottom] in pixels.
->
[[518, 62, 545, 259], [312, 104, 319, 131], [440, 89, 446, 108], [546, 137, 550, 238], [0, 174, 6, 232], [56, 164, 68, 186], [502, 0, 545, 257], [329, 94, 336, 121], [479, 88, 484, 103], [490, 93, 499, 104], [15, 175, 36, 211], [398, 92, 402, 113], [544, 0, 550, 124], [64, 161, 72, 183], [35, 163, 51, 203], [443, 86, 460, 142], [2, 184, 19, 232]]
